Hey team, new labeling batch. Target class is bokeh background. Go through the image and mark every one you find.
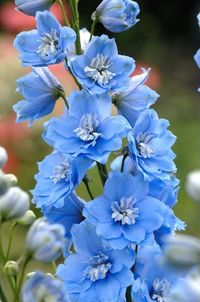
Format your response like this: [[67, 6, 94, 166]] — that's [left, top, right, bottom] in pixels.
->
[[0, 0, 200, 250]]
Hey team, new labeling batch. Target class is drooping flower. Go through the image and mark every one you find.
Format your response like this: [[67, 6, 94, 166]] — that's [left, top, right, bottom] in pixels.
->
[[15, 0, 55, 16], [26, 218, 65, 262], [32, 150, 92, 209], [13, 67, 64, 126], [83, 172, 168, 250], [43, 90, 131, 164], [42, 193, 85, 237], [92, 0, 140, 33], [68, 35, 135, 94], [0, 187, 30, 222], [22, 271, 69, 302], [128, 109, 176, 181], [57, 221, 135, 302], [113, 68, 159, 125], [14, 11, 76, 66]]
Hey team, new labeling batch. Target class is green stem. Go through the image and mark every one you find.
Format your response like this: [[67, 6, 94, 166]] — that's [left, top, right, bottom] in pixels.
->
[[0, 225, 6, 263], [96, 162, 108, 186], [16, 256, 31, 301], [65, 58, 82, 89], [61, 95, 69, 109], [89, 17, 98, 41], [6, 222, 17, 261], [126, 286, 132, 302], [0, 282, 7, 302], [83, 177, 94, 200], [121, 153, 128, 172], [69, 0, 82, 55], [57, 0, 70, 27]]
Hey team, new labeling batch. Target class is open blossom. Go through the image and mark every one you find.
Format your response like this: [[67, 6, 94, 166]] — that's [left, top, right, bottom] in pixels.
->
[[68, 34, 135, 94], [14, 11, 76, 66], [32, 151, 92, 209], [57, 221, 134, 302], [15, 0, 55, 16], [92, 0, 140, 33], [83, 172, 168, 249], [26, 218, 65, 262], [43, 90, 131, 164], [13, 67, 64, 126], [113, 68, 159, 125], [128, 109, 176, 181], [22, 271, 69, 302]]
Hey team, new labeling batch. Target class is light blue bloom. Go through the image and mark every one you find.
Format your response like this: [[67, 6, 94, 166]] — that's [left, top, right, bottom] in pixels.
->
[[92, 0, 140, 33], [132, 245, 183, 302], [32, 151, 91, 209], [113, 68, 159, 125], [0, 146, 8, 169], [22, 271, 69, 302], [83, 172, 168, 250], [194, 49, 200, 69], [57, 221, 134, 302], [128, 109, 177, 181], [42, 193, 85, 237], [26, 218, 65, 262], [68, 35, 135, 94], [13, 67, 64, 126], [43, 90, 131, 164], [14, 11, 76, 66], [15, 0, 55, 16]]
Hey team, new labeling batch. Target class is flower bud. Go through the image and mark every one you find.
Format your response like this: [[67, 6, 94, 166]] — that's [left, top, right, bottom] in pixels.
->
[[0, 187, 30, 222], [4, 261, 19, 277], [165, 234, 200, 268], [185, 170, 200, 202], [92, 0, 140, 33], [26, 218, 65, 262], [15, 0, 56, 16], [5, 174, 18, 186], [0, 172, 9, 196], [17, 210, 36, 226], [0, 146, 8, 169]]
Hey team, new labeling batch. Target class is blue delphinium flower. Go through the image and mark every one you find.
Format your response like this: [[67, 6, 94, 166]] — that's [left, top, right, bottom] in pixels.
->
[[169, 275, 200, 302], [13, 67, 64, 126], [68, 35, 135, 94], [194, 49, 200, 69], [128, 109, 176, 181], [57, 221, 134, 302], [26, 218, 65, 262], [92, 0, 140, 33], [32, 150, 92, 209], [22, 271, 69, 302], [83, 171, 168, 250], [112, 68, 159, 125], [43, 90, 131, 164], [42, 193, 85, 237], [15, 0, 55, 16], [14, 11, 76, 66], [132, 245, 182, 302]]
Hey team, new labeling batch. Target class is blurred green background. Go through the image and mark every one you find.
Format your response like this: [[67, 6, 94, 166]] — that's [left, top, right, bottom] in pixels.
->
[[0, 0, 200, 254]]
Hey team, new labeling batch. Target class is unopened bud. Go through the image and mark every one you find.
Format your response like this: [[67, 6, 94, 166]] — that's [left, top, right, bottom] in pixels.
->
[[4, 261, 19, 276], [17, 210, 36, 226], [5, 174, 18, 186], [0, 172, 9, 196], [0, 146, 8, 169]]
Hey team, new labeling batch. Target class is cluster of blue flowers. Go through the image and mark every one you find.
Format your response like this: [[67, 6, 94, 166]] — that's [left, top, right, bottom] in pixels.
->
[[11, 0, 199, 301]]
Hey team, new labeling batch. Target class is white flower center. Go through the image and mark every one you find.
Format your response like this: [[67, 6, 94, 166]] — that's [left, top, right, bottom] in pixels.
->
[[84, 53, 116, 85], [74, 113, 101, 146], [84, 254, 111, 282], [151, 278, 170, 302], [50, 158, 72, 184], [136, 132, 154, 158], [111, 196, 139, 225], [37, 30, 59, 57]]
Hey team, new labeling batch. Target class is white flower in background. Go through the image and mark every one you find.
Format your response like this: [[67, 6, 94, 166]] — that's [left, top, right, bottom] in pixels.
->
[[185, 170, 200, 202]]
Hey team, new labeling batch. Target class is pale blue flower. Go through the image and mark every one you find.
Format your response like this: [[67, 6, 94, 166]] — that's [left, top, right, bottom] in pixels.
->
[[92, 0, 140, 33], [113, 68, 159, 125], [194, 49, 200, 69], [14, 11, 76, 66], [32, 150, 92, 209], [57, 221, 134, 302], [13, 67, 64, 126], [22, 271, 69, 302], [43, 90, 131, 164], [26, 218, 65, 262], [128, 109, 177, 181], [83, 172, 168, 250], [68, 35, 135, 94], [15, 0, 55, 16]]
